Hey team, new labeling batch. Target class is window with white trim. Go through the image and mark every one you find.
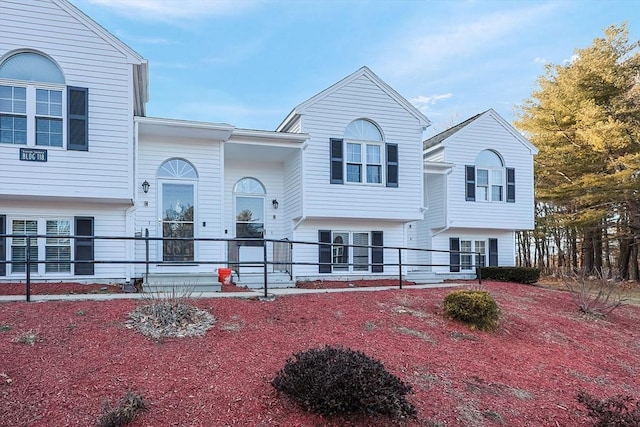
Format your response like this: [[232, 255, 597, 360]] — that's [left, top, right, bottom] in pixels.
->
[[332, 231, 370, 272], [343, 119, 385, 185], [0, 51, 88, 150], [465, 150, 515, 203], [9, 218, 71, 275], [476, 150, 504, 202], [460, 239, 486, 271]]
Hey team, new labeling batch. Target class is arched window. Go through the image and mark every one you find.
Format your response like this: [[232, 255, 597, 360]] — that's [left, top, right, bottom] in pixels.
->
[[234, 178, 265, 243], [339, 119, 390, 185], [0, 52, 65, 83], [0, 51, 87, 150], [157, 159, 197, 262], [465, 150, 514, 203], [158, 158, 198, 179]]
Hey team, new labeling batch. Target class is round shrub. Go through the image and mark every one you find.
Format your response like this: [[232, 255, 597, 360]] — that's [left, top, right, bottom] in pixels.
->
[[272, 345, 416, 419], [443, 289, 500, 332]]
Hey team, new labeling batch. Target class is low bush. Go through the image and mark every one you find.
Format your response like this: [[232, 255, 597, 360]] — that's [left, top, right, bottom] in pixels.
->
[[479, 267, 540, 284], [272, 345, 416, 419], [97, 390, 148, 427], [443, 290, 500, 332], [577, 391, 640, 426], [564, 273, 626, 318]]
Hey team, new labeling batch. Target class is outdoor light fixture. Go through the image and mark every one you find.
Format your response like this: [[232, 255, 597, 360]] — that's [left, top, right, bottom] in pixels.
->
[[142, 180, 150, 194], [272, 199, 279, 209]]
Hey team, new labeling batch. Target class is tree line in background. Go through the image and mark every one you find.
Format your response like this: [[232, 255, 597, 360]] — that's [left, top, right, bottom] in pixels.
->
[[514, 23, 640, 281]]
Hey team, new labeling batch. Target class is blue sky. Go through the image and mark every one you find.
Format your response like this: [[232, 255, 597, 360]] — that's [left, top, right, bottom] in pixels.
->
[[71, 0, 638, 137]]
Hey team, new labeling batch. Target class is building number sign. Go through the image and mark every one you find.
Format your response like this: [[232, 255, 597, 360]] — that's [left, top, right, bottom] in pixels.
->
[[19, 148, 48, 162]]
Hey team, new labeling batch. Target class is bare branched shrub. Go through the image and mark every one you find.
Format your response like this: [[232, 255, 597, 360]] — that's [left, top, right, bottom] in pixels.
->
[[563, 272, 627, 318], [126, 284, 215, 340], [97, 390, 148, 427]]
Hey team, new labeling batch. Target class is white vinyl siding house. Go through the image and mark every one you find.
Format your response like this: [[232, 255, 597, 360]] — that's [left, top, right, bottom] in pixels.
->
[[0, 0, 147, 282], [422, 109, 538, 274], [0, 1, 537, 285]]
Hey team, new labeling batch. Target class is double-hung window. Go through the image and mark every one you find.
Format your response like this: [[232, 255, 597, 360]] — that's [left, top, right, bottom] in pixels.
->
[[35, 89, 63, 147], [0, 85, 27, 144], [346, 142, 382, 184], [9, 218, 74, 275], [332, 119, 396, 186], [466, 150, 514, 203], [0, 52, 88, 150]]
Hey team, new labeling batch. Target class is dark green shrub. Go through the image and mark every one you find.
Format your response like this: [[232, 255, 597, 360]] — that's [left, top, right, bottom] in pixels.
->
[[272, 345, 416, 419], [443, 290, 500, 332], [479, 267, 540, 284], [97, 390, 148, 427], [577, 391, 640, 427]]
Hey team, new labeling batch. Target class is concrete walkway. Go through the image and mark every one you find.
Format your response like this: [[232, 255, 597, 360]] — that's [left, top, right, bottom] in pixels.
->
[[0, 282, 465, 303]]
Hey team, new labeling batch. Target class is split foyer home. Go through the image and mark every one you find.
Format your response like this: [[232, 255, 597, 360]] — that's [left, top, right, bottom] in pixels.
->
[[0, 0, 538, 289]]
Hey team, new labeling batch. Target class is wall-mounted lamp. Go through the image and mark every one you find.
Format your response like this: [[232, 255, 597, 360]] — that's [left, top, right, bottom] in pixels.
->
[[272, 199, 279, 209], [142, 180, 150, 194]]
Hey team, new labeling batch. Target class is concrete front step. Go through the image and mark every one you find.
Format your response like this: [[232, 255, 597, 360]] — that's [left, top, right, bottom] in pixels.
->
[[236, 272, 294, 289], [404, 270, 444, 285], [144, 273, 221, 293]]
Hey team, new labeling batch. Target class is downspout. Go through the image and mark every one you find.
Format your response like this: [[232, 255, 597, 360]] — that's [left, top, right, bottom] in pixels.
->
[[124, 119, 140, 284], [292, 137, 309, 232]]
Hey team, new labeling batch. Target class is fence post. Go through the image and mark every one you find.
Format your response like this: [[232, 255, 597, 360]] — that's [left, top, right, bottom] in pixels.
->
[[477, 265, 482, 285], [263, 239, 268, 298], [26, 236, 31, 302], [145, 228, 149, 283], [398, 247, 403, 289]]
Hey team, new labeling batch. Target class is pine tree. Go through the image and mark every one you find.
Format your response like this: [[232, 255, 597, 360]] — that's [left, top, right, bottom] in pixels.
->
[[515, 24, 640, 279]]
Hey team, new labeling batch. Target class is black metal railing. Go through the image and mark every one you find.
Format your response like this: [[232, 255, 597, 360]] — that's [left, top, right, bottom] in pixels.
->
[[0, 233, 481, 301]]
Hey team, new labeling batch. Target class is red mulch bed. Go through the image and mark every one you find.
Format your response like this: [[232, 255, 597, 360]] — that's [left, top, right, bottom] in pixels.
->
[[1, 281, 639, 426], [0, 282, 122, 296]]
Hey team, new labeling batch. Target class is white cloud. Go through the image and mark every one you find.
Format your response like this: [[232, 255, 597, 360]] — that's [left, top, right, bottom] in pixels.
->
[[534, 57, 547, 64], [563, 54, 580, 65], [411, 94, 453, 112], [86, 0, 263, 20], [374, 2, 558, 78]]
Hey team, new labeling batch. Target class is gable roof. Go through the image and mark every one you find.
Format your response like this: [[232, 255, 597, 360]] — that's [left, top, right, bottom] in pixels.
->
[[52, 0, 149, 115], [423, 109, 538, 155], [276, 66, 430, 132]]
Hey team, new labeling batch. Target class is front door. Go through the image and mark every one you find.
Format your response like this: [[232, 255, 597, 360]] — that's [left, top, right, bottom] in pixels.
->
[[161, 182, 194, 262]]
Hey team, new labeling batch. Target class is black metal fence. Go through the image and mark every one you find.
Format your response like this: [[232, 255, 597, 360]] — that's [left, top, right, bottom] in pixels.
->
[[0, 233, 481, 301]]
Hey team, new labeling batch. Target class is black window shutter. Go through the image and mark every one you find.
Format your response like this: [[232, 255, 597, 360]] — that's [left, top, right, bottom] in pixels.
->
[[75, 216, 94, 275], [465, 165, 475, 201], [386, 144, 398, 188], [489, 238, 498, 266], [318, 230, 332, 273], [371, 231, 384, 273], [449, 237, 460, 272], [68, 87, 88, 151], [0, 215, 5, 276], [506, 168, 516, 203], [330, 138, 343, 184]]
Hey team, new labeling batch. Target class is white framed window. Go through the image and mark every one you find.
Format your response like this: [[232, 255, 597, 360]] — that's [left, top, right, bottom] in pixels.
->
[[460, 239, 487, 271], [331, 231, 371, 272], [9, 218, 71, 275], [344, 119, 384, 185], [475, 150, 504, 202], [10, 220, 38, 273], [45, 220, 71, 273], [0, 52, 88, 150], [35, 88, 63, 147]]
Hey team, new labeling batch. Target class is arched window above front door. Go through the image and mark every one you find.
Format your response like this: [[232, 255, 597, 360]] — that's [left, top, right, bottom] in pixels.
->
[[234, 177, 265, 194], [158, 158, 198, 179]]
